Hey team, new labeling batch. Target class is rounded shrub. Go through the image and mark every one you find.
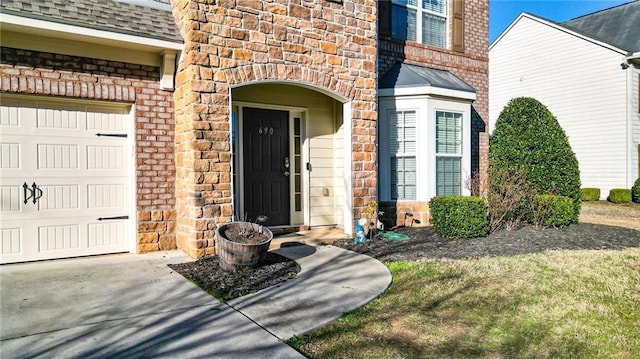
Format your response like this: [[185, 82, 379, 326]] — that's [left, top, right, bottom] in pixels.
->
[[489, 97, 581, 224], [608, 189, 632, 204], [632, 178, 640, 203], [581, 188, 600, 201], [532, 194, 575, 228], [430, 195, 488, 238]]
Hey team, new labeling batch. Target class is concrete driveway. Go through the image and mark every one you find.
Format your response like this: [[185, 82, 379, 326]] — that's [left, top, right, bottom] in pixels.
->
[[0, 251, 304, 358], [0, 245, 391, 358]]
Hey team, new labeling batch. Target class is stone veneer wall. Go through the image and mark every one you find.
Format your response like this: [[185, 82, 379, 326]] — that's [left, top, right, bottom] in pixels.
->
[[0, 47, 177, 252], [377, 0, 489, 226], [171, 0, 378, 258]]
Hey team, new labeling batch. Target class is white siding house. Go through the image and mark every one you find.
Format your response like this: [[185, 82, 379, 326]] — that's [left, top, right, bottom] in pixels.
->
[[489, 2, 640, 199]]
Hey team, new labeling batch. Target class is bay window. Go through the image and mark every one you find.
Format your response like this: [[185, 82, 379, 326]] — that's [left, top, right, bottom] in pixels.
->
[[435, 111, 463, 195], [389, 110, 417, 199]]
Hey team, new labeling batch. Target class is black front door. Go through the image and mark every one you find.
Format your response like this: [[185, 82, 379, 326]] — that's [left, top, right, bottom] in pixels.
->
[[242, 107, 290, 226]]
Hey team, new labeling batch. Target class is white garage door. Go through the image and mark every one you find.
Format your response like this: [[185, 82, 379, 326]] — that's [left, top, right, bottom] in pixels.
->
[[0, 97, 132, 264]]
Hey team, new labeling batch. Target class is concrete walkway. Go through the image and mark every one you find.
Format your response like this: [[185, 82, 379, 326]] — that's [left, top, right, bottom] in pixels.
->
[[0, 245, 391, 358]]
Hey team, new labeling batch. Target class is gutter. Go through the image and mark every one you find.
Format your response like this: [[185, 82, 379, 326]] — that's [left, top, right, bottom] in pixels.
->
[[625, 51, 640, 66]]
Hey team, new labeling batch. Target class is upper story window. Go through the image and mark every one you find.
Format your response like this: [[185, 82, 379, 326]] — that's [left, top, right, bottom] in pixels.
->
[[391, 0, 447, 48]]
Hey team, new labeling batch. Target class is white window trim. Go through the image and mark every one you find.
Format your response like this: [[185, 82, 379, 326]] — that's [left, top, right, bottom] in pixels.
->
[[388, 110, 417, 200], [430, 100, 471, 198], [390, 0, 449, 48], [435, 110, 464, 196], [379, 95, 472, 202]]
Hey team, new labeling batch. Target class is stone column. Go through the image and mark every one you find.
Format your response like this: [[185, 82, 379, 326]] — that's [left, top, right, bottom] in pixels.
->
[[172, 0, 233, 257]]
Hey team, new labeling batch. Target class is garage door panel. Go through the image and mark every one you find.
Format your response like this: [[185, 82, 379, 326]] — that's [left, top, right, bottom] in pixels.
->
[[39, 224, 80, 252], [1, 185, 22, 212], [26, 178, 129, 214], [1, 227, 22, 255], [88, 183, 125, 209], [87, 145, 125, 170], [37, 144, 80, 169], [37, 105, 79, 130], [0, 101, 20, 127], [88, 221, 126, 247], [2, 216, 128, 262], [0, 97, 132, 264], [86, 109, 125, 131], [0, 142, 20, 169], [38, 184, 79, 211]]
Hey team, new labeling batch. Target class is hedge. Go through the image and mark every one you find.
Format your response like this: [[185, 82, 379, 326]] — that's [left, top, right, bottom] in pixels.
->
[[532, 194, 575, 228], [430, 195, 488, 238], [608, 189, 632, 204], [632, 178, 640, 203], [581, 188, 600, 201]]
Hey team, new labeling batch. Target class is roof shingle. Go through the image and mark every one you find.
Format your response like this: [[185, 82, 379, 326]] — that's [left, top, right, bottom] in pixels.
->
[[379, 62, 476, 93], [561, 0, 640, 53], [0, 0, 182, 43]]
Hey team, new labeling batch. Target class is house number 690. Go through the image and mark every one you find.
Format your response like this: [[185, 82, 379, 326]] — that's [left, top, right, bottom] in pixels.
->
[[258, 127, 273, 135]]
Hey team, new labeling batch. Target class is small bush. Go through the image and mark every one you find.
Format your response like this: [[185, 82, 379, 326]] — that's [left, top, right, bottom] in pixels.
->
[[581, 188, 600, 201], [608, 189, 632, 203], [532, 194, 575, 228], [632, 178, 640, 203], [430, 195, 489, 238]]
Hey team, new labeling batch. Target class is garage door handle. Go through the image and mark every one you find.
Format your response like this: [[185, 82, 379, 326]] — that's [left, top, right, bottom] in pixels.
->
[[97, 216, 129, 221], [23, 182, 43, 205], [96, 133, 127, 138]]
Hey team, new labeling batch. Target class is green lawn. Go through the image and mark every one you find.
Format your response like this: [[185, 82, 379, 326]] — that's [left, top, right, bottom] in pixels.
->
[[290, 249, 640, 359]]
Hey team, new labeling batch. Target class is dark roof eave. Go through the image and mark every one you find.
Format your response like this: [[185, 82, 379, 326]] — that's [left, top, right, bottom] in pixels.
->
[[379, 62, 477, 95]]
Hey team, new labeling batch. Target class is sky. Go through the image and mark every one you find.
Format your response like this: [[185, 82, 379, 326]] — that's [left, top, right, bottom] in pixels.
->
[[489, 0, 633, 44]]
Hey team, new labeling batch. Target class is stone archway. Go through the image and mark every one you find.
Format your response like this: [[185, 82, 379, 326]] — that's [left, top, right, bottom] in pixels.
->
[[171, 0, 378, 258]]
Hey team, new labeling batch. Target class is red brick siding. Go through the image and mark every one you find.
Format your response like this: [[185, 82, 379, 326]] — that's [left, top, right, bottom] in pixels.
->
[[0, 47, 176, 252], [377, 0, 489, 223]]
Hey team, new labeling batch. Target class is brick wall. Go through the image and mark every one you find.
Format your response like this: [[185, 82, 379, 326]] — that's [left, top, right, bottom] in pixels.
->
[[0, 47, 176, 252], [171, 0, 378, 258], [377, 0, 489, 224]]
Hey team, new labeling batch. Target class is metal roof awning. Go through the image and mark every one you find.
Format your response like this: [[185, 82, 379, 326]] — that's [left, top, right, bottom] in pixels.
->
[[378, 62, 476, 100]]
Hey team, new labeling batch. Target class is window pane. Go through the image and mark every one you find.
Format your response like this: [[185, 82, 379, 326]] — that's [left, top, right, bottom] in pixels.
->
[[294, 117, 300, 135], [422, 12, 446, 48], [295, 194, 301, 212], [391, 5, 417, 42], [422, 0, 446, 14], [436, 111, 462, 154], [391, 156, 416, 200], [294, 156, 301, 172], [389, 110, 416, 154], [393, 0, 418, 7], [436, 157, 461, 195]]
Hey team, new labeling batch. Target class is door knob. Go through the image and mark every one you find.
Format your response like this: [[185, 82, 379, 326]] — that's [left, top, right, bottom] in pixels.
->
[[283, 171, 290, 176]]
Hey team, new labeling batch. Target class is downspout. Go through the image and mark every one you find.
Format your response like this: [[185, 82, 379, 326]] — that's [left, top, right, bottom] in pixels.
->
[[625, 52, 640, 186], [228, 85, 236, 221], [374, 1, 381, 231]]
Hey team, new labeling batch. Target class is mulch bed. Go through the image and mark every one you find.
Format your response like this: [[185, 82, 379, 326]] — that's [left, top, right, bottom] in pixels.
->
[[333, 223, 640, 263], [169, 223, 640, 301], [168, 251, 299, 301]]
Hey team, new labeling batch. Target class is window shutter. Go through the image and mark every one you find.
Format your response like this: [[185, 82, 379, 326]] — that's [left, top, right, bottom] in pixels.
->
[[452, 0, 465, 52], [379, 0, 391, 37]]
